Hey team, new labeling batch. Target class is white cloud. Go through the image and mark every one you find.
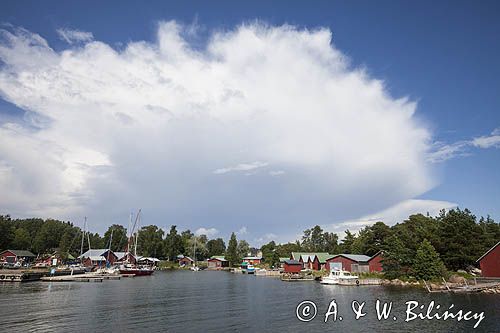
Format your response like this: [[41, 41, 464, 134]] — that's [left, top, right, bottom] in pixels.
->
[[325, 199, 457, 238], [255, 232, 277, 244], [56, 28, 94, 44], [428, 128, 500, 163], [195, 227, 218, 237], [213, 161, 268, 174], [472, 128, 500, 149], [269, 170, 285, 176], [0, 22, 452, 237], [236, 226, 248, 235]]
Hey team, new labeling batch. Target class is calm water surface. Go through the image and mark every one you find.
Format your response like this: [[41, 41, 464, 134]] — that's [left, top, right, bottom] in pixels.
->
[[0, 271, 499, 332]]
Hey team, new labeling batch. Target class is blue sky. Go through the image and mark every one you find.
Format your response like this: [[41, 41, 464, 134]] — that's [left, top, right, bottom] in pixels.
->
[[0, 1, 499, 244]]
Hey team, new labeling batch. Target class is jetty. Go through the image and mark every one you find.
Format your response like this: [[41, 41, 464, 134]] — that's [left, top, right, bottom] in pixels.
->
[[0, 270, 45, 282], [338, 278, 382, 286], [281, 273, 315, 282], [423, 278, 500, 293]]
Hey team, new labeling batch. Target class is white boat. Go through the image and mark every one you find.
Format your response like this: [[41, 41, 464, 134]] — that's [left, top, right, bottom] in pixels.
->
[[320, 269, 359, 285], [246, 264, 255, 274]]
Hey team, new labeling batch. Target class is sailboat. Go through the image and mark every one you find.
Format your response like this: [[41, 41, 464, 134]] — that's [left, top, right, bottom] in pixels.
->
[[190, 235, 200, 271], [119, 209, 154, 276]]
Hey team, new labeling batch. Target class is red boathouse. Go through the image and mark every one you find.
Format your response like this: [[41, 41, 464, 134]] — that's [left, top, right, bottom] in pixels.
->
[[477, 241, 500, 278], [368, 251, 384, 273], [283, 259, 303, 273]]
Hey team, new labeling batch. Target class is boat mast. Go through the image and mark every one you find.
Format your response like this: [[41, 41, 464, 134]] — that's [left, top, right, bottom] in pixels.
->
[[134, 209, 141, 258], [193, 235, 197, 267], [107, 229, 113, 262], [80, 216, 87, 257]]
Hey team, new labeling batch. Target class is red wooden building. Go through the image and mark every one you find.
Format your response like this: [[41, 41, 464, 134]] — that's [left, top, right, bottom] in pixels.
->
[[242, 256, 262, 265], [477, 241, 500, 277], [179, 256, 194, 267], [207, 256, 229, 269], [0, 250, 35, 264], [291, 252, 330, 271], [79, 249, 118, 267], [115, 252, 137, 265], [325, 254, 371, 272], [283, 259, 303, 273], [368, 251, 384, 272]]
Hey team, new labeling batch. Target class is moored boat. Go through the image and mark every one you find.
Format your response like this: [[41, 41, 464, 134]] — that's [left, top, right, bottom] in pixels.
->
[[321, 269, 359, 285], [119, 264, 154, 276]]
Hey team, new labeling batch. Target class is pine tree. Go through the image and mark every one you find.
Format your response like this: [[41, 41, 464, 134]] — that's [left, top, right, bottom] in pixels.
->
[[382, 235, 411, 279], [226, 232, 239, 266], [413, 239, 446, 280]]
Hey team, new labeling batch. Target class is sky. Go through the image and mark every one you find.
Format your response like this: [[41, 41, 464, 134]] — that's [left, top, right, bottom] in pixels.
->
[[0, 1, 499, 246]]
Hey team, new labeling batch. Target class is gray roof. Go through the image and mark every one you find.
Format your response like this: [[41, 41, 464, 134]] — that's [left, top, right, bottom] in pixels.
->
[[88, 256, 106, 261], [284, 259, 302, 265], [2, 250, 35, 257], [329, 254, 371, 263], [78, 249, 109, 259]]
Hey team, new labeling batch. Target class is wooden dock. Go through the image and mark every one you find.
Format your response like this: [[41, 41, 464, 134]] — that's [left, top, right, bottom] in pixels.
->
[[0, 270, 45, 282], [424, 279, 500, 293], [41, 273, 125, 283], [338, 278, 382, 286]]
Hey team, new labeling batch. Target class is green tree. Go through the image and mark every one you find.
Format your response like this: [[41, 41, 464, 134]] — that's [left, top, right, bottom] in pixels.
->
[[413, 239, 446, 280], [207, 238, 226, 257], [188, 234, 208, 260], [353, 222, 391, 256], [103, 224, 128, 252], [382, 235, 413, 279], [237, 240, 250, 260], [225, 232, 239, 266], [340, 230, 357, 253], [437, 208, 484, 270], [181, 230, 193, 255], [275, 241, 302, 257], [12, 228, 31, 250], [138, 225, 164, 257], [0, 215, 13, 250], [58, 227, 81, 258], [164, 225, 183, 261]]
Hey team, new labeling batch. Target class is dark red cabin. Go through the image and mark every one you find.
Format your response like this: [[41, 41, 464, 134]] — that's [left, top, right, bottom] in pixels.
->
[[477, 241, 500, 278], [283, 259, 303, 273], [368, 251, 384, 272]]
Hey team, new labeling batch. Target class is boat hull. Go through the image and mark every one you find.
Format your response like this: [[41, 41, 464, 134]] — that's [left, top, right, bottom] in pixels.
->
[[119, 269, 154, 276]]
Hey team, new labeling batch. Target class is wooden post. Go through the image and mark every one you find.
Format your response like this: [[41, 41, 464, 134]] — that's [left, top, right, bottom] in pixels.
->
[[423, 280, 431, 292], [442, 277, 451, 291]]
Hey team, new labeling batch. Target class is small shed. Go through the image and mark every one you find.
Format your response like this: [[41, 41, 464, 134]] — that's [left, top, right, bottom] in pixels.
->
[[207, 256, 229, 269], [179, 256, 194, 267], [476, 241, 500, 278], [283, 259, 303, 273], [326, 254, 371, 272], [0, 250, 36, 264]]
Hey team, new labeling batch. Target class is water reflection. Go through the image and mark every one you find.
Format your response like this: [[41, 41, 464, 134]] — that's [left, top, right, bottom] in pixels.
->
[[0, 271, 498, 332]]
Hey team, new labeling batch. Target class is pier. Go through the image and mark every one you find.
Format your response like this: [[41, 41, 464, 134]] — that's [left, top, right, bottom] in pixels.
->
[[41, 273, 126, 282]]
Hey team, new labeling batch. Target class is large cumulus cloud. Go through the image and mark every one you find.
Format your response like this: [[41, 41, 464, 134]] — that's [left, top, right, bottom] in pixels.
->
[[0, 22, 445, 242]]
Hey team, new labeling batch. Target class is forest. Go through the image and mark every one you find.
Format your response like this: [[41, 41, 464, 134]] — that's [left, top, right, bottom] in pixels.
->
[[1, 208, 498, 279]]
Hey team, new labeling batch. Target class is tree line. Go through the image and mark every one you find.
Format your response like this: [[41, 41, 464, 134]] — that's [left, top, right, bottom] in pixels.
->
[[260, 208, 499, 279], [0, 215, 250, 263], [1, 207, 498, 278]]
